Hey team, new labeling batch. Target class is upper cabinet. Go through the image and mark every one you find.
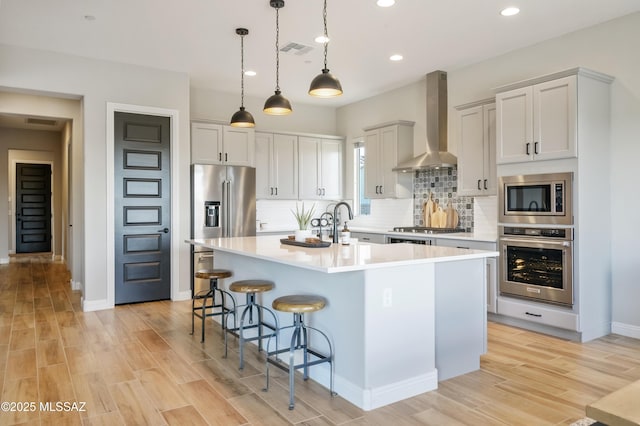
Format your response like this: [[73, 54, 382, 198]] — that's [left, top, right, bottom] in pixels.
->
[[496, 76, 576, 164], [191, 121, 255, 166], [456, 100, 496, 196], [255, 132, 298, 199], [363, 121, 414, 199], [298, 136, 343, 200]]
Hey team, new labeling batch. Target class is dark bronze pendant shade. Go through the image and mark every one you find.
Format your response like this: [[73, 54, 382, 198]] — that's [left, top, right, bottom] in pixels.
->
[[264, 0, 292, 115], [309, 68, 343, 97], [264, 90, 293, 115], [230, 28, 255, 128]]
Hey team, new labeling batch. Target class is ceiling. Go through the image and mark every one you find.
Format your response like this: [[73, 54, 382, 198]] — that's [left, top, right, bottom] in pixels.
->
[[1, 0, 639, 110]]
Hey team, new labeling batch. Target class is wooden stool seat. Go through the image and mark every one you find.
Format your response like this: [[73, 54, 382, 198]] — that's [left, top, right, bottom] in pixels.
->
[[229, 279, 274, 294], [272, 295, 326, 314], [195, 269, 232, 281]]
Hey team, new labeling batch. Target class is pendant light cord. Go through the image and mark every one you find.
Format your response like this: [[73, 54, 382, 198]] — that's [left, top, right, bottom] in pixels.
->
[[240, 33, 245, 108], [323, 0, 328, 70], [275, 7, 281, 92]]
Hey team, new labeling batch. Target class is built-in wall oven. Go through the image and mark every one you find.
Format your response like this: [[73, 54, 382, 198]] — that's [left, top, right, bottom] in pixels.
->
[[499, 226, 573, 307]]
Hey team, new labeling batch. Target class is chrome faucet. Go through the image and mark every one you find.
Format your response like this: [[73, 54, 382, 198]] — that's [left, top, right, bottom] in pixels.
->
[[332, 202, 354, 243]]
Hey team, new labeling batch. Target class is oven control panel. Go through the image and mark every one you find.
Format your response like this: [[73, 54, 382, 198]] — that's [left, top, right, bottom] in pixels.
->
[[500, 226, 572, 240]]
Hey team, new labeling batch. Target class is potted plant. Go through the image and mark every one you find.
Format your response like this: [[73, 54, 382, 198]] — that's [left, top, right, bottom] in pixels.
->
[[292, 202, 315, 242]]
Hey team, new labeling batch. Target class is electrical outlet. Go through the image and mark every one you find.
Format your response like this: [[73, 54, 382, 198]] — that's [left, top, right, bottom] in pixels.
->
[[383, 288, 392, 307]]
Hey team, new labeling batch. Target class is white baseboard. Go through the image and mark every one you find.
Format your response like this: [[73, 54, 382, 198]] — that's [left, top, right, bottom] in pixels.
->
[[612, 322, 640, 339], [174, 290, 192, 301], [82, 297, 113, 312], [70, 279, 82, 291], [0, 258, 8, 265], [361, 370, 439, 411]]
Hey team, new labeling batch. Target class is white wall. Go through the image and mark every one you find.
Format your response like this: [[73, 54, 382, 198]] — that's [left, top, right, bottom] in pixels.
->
[[0, 44, 191, 307], [337, 12, 640, 331]]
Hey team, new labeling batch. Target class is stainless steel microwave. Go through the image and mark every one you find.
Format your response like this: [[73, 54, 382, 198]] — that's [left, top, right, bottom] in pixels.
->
[[498, 172, 573, 225]]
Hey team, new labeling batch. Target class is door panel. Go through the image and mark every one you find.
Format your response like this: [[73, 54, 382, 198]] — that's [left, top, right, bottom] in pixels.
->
[[114, 112, 171, 304], [16, 163, 52, 253]]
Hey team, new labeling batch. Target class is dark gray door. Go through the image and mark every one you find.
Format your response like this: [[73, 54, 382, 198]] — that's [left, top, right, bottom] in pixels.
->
[[16, 163, 52, 253], [114, 112, 171, 304]]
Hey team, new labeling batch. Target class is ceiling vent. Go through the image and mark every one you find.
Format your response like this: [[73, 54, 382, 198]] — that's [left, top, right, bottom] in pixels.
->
[[280, 42, 313, 56], [26, 117, 58, 126]]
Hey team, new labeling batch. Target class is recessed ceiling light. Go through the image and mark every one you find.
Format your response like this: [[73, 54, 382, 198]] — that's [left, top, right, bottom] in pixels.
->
[[377, 0, 395, 7], [500, 7, 520, 16], [244, 70, 256, 77], [314, 35, 330, 44], [390, 54, 403, 61]]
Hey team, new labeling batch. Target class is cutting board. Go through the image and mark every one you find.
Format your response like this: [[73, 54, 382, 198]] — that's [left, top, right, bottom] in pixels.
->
[[431, 206, 446, 228], [445, 201, 459, 229], [423, 192, 435, 227]]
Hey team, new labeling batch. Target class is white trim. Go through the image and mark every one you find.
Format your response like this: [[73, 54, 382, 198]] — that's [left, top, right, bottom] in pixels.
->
[[175, 290, 192, 301], [70, 279, 81, 291], [612, 322, 640, 340], [361, 370, 438, 411], [104, 103, 180, 311], [81, 296, 111, 312], [0, 258, 8, 265]]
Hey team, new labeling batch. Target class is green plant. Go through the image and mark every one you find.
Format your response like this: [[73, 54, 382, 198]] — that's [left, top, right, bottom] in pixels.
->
[[291, 202, 315, 230]]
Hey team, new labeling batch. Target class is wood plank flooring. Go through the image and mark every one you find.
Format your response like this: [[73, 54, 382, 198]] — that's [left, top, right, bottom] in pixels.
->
[[1, 256, 639, 425]]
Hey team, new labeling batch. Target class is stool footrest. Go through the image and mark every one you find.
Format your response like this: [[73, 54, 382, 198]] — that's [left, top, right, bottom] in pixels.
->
[[266, 347, 331, 371]]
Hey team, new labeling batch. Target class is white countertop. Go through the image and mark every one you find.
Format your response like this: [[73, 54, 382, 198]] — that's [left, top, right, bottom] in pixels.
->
[[187, 235, 498, 273]]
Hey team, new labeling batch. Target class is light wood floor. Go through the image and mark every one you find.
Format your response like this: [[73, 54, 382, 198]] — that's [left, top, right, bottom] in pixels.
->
[[1, 257, 639, 425]]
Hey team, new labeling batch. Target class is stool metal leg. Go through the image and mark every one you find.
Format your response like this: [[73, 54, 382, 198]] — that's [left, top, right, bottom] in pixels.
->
[[289, 323, 300, 410]]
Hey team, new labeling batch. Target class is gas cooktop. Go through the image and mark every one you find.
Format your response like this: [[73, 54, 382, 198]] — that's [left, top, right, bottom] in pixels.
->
[[391, 226, 466, 234]]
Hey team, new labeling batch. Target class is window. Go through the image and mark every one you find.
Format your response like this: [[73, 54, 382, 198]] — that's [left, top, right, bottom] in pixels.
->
[[354, 142, 370, 215]]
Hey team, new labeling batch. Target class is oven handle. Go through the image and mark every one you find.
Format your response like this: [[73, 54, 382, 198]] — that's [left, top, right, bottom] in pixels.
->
[[499, 236, 572, 247]]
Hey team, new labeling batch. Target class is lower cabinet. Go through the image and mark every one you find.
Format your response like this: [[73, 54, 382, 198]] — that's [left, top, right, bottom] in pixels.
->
[[435, 238, 498, 314], [350, 232, 387, 244], [496, 297, 579, 331]]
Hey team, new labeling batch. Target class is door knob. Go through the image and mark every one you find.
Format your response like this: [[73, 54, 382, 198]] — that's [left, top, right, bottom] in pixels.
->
[[157, 228, 169, 233]]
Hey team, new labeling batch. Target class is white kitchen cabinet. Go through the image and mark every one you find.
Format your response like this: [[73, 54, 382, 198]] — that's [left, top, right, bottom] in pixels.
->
[[363, 121, 414, 199], [435, 238, 498, 313], [298, 136, 343, 200], [496, 75, 576, 164], [191, 121, 255, 166], [456, 100, 496, 196], [255, 132, 298, 199]]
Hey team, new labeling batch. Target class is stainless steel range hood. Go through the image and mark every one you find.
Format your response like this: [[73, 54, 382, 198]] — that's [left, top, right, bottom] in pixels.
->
[[392, 70, 456, 172]]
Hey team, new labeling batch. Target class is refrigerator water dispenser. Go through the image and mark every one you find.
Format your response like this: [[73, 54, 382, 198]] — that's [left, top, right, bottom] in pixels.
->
[[205, 201, 220, 227]]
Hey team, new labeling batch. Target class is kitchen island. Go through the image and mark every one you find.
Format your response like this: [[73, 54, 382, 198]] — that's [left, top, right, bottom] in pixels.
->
[[187, 235, 498, 410]]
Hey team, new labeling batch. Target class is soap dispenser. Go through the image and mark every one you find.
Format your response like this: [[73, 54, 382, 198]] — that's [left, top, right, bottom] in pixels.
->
[[340, 222, 351, 245]]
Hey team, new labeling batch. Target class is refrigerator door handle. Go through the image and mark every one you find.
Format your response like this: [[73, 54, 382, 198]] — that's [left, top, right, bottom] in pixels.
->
[[226, 180, 232, 237]]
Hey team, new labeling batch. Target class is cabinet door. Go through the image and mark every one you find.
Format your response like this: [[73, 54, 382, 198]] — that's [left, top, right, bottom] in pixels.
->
[[533, 76, 577, 161], [191, 122, 223, 164], [272, 134, 298, 199], [364, 130, 381, 199], [320, 139, 342, 199], [496, 87, 533, 164], [483, 103, 497, 194], [223, 127, 254, 166], [298, 136, 321, 199], [457, 105, 485, 196], [255, 132, 273, 199], [379, 126, 399, 198]]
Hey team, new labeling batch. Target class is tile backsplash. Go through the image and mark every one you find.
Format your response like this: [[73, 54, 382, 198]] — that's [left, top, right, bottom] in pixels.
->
[[413, 168, 474, 231]]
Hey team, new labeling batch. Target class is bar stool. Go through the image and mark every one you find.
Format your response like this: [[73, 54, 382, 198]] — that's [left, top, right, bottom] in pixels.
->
[[191, 269, 236, 342], [264, 294, 336, 410], [224, 279, 279, 370]]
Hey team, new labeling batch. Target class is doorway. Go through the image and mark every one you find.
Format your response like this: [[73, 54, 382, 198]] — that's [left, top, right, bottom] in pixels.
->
[[15, 163, 52, 253]]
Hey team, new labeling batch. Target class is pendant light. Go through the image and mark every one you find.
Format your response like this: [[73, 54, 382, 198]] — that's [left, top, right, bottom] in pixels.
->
[[308, 0, 342, 98], [230, 28, 255, 128], [264, 0, 292, 115]]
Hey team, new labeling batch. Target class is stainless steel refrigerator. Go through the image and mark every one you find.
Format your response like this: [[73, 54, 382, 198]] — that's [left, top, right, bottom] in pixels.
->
[[191, 164, 256, 295]]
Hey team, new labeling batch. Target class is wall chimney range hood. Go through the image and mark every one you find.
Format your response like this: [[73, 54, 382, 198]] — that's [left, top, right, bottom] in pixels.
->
[[393, 70, 456, 172]]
